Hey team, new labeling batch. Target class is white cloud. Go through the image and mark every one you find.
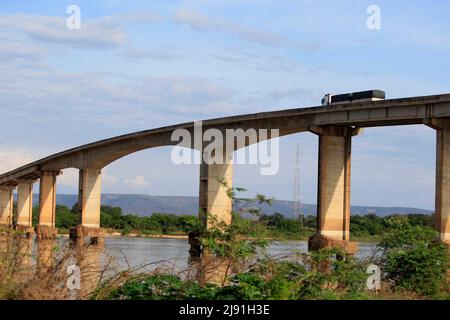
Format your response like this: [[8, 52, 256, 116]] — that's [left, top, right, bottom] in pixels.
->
[[123, 175, 150, 188], [0, 59, 239, 127], [58, 168, 78, 187], [210, 51, 305, 74], [58, 168, 117, 187], [0, 13, 124, 49], [174, 10, 286, 47], [102, 171, 118, 184], [0, 150, 35, 174], [0, 12, 159, 50], [121, 47, 180, 61], [0, 40, 45, 61]]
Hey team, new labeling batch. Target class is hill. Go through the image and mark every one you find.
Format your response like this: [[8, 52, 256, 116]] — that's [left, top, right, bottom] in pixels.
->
[[22, 194, 433, 217]]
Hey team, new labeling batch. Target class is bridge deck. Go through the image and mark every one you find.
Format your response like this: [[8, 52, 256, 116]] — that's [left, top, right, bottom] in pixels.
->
[[1, 93, 450, 186]]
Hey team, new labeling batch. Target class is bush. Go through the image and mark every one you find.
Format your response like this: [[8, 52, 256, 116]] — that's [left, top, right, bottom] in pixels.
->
[[103, 251, 371, 300], [377, 218, 449, 296]]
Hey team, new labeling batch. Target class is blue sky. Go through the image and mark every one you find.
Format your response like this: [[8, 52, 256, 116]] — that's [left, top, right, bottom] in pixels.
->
[[0, 0, 449, 209]]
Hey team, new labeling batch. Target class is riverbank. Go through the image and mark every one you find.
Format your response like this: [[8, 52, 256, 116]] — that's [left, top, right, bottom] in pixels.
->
[[56, 228, 381, 242]]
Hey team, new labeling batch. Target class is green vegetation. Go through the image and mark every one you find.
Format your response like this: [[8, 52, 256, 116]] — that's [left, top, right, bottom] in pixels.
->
[[350, 213, 434, 241], [31, 205, 78, 233], [98, 251, 371, 300], [100, 206, 198, 236], [97, 220, 449, 300], [2, 187, 448, 300], [93, 186, 448, 300], [27, 201, 436, 241], [377, 217, 449, 296]]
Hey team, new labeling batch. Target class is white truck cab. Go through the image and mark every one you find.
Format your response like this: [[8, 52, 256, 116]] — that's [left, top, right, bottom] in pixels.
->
[[321, 93, 333, 106]]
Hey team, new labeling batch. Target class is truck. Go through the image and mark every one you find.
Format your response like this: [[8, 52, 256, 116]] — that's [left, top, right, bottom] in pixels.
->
[[321, 90, 385, 106]]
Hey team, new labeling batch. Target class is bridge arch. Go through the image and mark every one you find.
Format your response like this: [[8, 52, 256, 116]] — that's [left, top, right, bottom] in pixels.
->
[[0, 93, 449, 246]]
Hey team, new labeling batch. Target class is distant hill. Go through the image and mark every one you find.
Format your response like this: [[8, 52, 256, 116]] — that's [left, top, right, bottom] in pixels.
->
[[22, 194, 433, 217]]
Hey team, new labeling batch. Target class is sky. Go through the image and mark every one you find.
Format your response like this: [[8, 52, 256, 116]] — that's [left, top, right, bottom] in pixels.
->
[[0, 0, 449, 209]]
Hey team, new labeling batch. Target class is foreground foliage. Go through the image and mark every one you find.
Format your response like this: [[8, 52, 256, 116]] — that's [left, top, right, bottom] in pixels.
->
[[377, 218, 449, 296], [2, 187, 448, 300], [98, 250, 371, 300]]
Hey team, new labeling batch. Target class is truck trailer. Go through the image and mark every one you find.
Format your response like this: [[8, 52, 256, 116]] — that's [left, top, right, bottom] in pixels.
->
[[321, 90, 385, 106]]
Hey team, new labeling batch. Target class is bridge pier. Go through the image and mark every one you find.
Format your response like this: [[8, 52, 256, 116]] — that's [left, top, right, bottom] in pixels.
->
[[70, 168, 104, 244], [16, 180, 35, 236], [36, 171, 60, 240], [0, 186, 14, 226], [431, 119, 450, 243], [189, 152, 233, 284], [308, 126, 361, 254], [198, 157, 233, 229]]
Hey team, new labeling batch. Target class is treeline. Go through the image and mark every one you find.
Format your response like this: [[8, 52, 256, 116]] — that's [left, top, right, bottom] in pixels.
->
[[31, 204, 197, 235], [258, 212, 434, 238], [349, 213, 434, 237], [30, 204, 435, 239]]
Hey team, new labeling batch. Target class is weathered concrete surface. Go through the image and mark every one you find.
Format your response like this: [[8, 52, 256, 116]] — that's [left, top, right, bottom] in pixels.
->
[[37, 171, 59, 239], [199, 155, 233, 228], [308, 233, 358, 255], [77, 168, 102, 228], [38, 171, 59, 228], [188, 251, 230, 286], [16, 224, 35, 237], [69, 225, 105, 244], [435, 127, 450, 243], [314, 127, 355, 241], [0, 186, 14, 225], [16, 180, 35, 228], [36, 225, 58, 240]]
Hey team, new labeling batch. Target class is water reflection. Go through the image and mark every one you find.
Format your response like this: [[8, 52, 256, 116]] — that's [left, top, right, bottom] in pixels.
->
[[3, 236, 379, 272], [0, 235, 378, 298], [101, 237, 377, 271], [36, 239, 54, 272], [70, 242, 105, 298]]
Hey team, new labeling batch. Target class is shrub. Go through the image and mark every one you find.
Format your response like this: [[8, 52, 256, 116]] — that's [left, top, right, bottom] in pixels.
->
[[103, 252, 371, 300], [377, 218, 449, 296]]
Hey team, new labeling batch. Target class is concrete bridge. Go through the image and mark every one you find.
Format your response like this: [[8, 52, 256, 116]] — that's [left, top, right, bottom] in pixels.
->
[[1, 93, 450, 246]]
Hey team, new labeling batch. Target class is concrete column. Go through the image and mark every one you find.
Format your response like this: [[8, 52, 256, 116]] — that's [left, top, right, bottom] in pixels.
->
[[308, 126, 361, 254], [37, 171, 60, 239], [70, 168, 104, 243], [0, 186, 14, 226], [426, 118, 450, 244], [317, 132, 351, 240], [78, 168, 102, 228], [191, 152, 233, 284], [435, 128, 450, 243], [199, 158, 233, 229], [16, 180, 35, 234]]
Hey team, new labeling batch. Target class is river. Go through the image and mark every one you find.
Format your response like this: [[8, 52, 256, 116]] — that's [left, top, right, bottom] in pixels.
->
[[15, 236, 379, 272], [98, 237, 378, 272], [1, 235, 379, 297]]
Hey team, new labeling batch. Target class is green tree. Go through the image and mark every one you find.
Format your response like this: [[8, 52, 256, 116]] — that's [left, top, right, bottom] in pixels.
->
[[55, 205, 78, 230], [378, 217, 449, 296]]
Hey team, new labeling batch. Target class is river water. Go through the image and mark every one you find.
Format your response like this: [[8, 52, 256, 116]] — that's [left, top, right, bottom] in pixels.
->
[[1, 236, 379, 297], [15, 236, 378, 271], [98, 237, 378, 272]]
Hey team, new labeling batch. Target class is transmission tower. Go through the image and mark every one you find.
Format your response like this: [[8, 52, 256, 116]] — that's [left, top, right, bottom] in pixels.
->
[[292, 144, 303, 227]]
